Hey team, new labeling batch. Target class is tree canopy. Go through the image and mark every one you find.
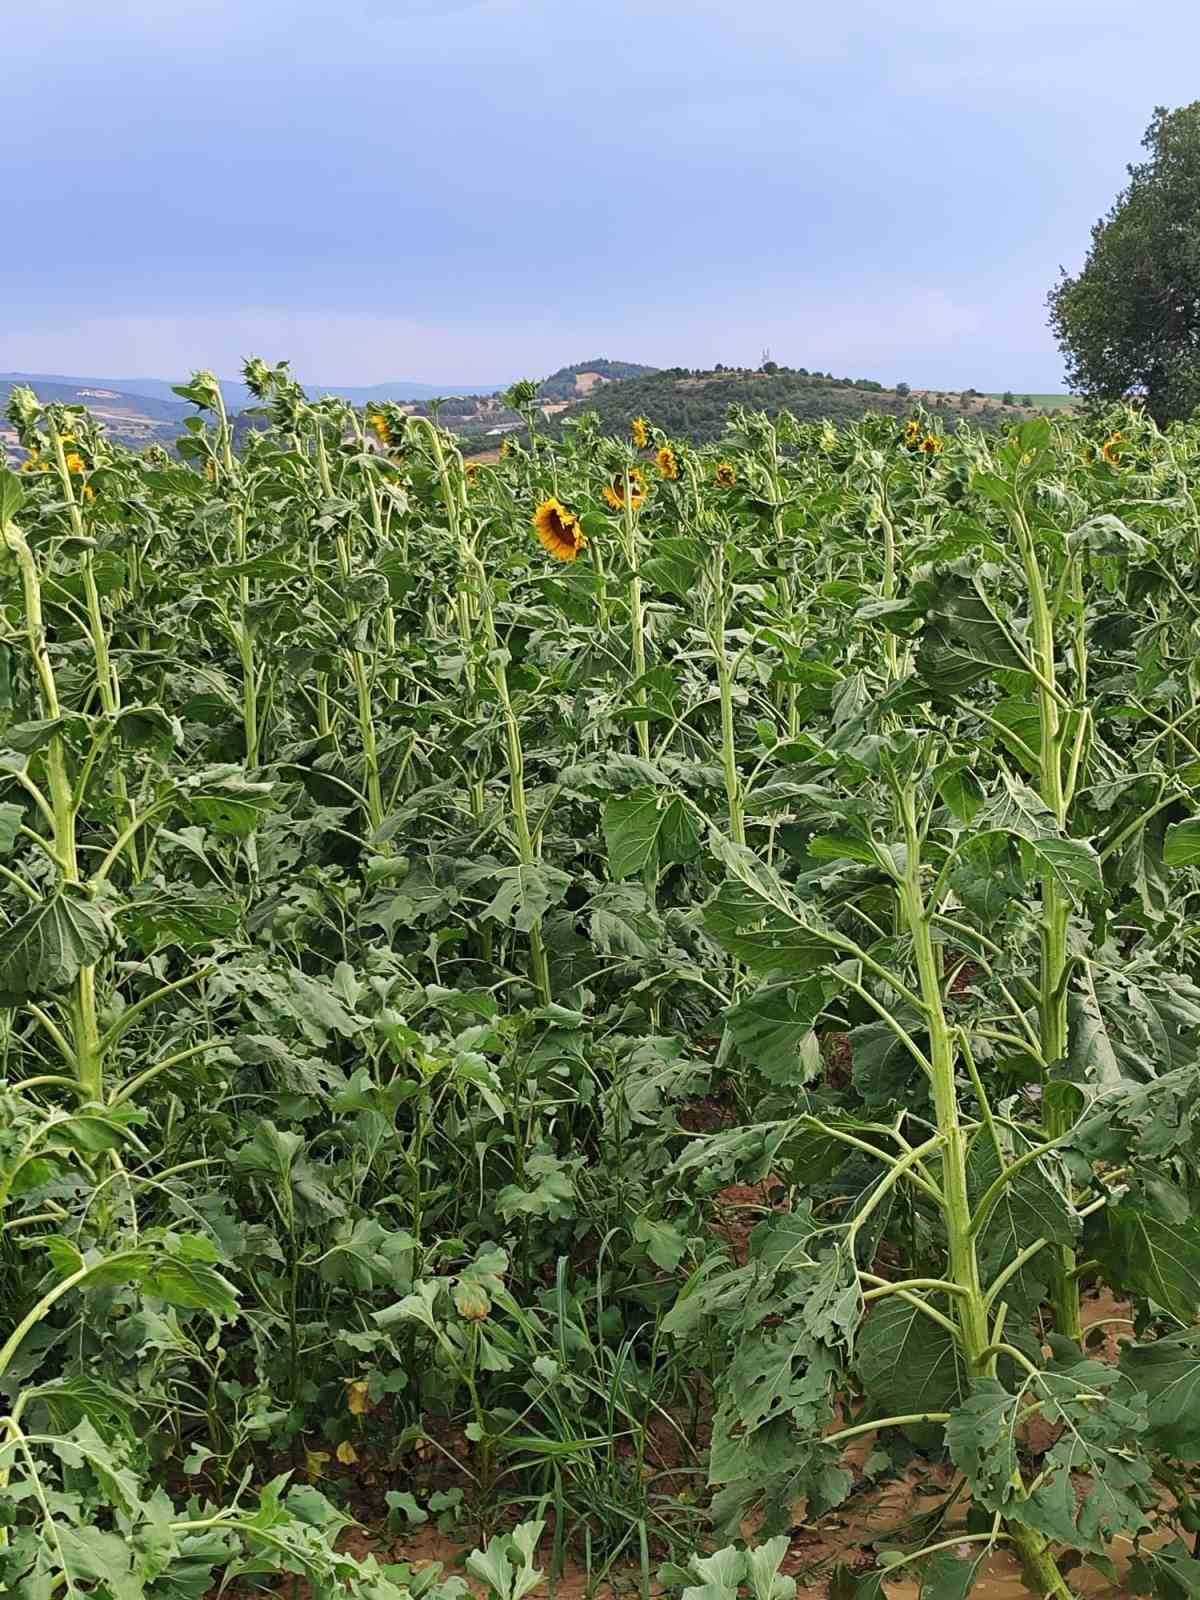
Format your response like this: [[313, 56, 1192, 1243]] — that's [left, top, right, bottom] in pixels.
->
[[1049, 102, 1200, 423]]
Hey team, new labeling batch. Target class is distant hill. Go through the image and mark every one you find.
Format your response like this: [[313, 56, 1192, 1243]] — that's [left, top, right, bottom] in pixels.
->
[[544, 366, 1034, 445], [3, 362, 1039, 462], [0, 375, 194, 452], [0, 362, 651, 446], [0, 371, 508, 416], [536, 359, 657, 400]]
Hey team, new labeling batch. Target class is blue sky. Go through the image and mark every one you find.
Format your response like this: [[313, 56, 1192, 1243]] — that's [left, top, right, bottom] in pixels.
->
[[4, 0, 1199, 390]]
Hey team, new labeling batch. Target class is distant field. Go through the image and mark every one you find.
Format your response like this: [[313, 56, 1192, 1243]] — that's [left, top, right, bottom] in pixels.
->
[[983, 391, 1075, 409]]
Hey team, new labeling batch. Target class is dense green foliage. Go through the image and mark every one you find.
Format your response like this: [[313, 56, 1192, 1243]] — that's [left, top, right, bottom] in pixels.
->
[[547, 367, 1015, 445], [4, 371, 1200, 1599], [1049, 102, 1200, 424]]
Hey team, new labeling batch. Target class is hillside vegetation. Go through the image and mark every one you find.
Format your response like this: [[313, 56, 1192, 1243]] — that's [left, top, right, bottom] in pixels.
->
[[535, 357, 658, 399], [548, 364, 1029, 444]]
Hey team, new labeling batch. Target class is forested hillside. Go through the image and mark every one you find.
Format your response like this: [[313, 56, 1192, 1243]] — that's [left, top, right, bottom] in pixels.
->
[[547, 364, 1023, 443]]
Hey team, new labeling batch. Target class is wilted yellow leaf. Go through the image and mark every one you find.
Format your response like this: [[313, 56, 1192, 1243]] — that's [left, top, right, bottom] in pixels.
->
[[346, 1379, 374, 1415], [336, 1439, 360, 1465], [304, 1448, 330, 1480]]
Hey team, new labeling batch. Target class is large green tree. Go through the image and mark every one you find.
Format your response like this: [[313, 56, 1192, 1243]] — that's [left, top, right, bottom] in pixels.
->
[[1049, 103, 1200, 423]]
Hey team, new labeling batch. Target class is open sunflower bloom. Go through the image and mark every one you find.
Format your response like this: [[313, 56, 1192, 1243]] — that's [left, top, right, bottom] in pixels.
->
[[533, 497, 587, 561], [631, 417, 650, 449], [656, 445, 679, 480], [715, 462, 737, 488]]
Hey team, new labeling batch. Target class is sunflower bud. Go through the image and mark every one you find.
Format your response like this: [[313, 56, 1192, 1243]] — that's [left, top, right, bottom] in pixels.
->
[[454, 1281, 492, 1321], [504, 378, 540, 412]]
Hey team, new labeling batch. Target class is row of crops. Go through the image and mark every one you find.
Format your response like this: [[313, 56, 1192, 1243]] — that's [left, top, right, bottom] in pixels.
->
[[3, 364, 1200, 1598]]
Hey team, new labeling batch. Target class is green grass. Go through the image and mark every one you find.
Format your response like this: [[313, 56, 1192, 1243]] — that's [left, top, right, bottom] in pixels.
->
[[983, 391, 1075, 409]]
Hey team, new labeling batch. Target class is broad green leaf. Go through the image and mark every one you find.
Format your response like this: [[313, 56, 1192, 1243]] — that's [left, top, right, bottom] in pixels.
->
[[854, 1296, 964, 1447], [1164, 817, 1200, 866], [744, 1537, 795, 1600], [725, 978, 828, 1084], [0, 466, 26, 525], [967, 1137, 1075, 1314], [922, 1549, 987, 1599], [602, 788, 699, 878], [1120, 1328, 1200, 1460], [949, 1365, 1154, 1555], [0, 890, 115, 1006], [1097, 1203, 1200, 1319], [641, 536, 705, 597], [704, 880, 832, 976], [912, 572, 1030, 693], [971, 778, 1102, 900], [483, 863, 571, 931], [0, 800, 23, 853], [179, 766, 275, 836]]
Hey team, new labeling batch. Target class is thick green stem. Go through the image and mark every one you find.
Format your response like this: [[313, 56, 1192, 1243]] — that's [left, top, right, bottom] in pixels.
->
[[621, 482, 650, 762], [212, 388, 260, 764], [896, 787, 989, 1368], [875, 478, 901, 684], [1011, 493, 1081, 1342], [895, 781, 1077, 1599], [710, 549, 745, 847], [3, 514, 101, 1101], [414, 418, 546, 998]]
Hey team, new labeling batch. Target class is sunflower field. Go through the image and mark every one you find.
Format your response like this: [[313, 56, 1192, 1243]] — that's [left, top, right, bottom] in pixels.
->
[[4, 364, 1200, 1600]]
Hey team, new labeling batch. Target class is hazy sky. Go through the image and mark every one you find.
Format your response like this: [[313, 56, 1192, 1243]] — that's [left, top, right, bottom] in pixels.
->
[[4, 0, 1199, 389]]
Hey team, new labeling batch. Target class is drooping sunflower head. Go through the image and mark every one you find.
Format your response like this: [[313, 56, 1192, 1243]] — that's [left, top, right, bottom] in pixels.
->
[[902, 419, 921, 447], [656, 445, 679, 481], [64, 450, 88, 475], [1100, 432, 1125, 466], [533, 497, 587, 561], [602, 467, 647, 511], [631, 417, 650, 449], [465, 462, 480, 487], [920, 435, 944, 456], [366, 407, 392, 447], [715, 462, 737, 488]]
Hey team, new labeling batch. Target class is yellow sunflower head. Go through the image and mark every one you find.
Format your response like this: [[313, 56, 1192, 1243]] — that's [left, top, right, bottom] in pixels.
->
[[920, 435, 944, 456], [902, 419, 921, 447], [64, 451, 88, 475], [500, 436, 515, 459], [533, 497, 587, 561], [656, 445, 679, 481], [1100, 433, 1124, 466], [602, 467, 647, 511], [465, 462, 480, 486], [366, 408, 392, 447], [715, 462, 737, 488], [631, 417, 650, 449]]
